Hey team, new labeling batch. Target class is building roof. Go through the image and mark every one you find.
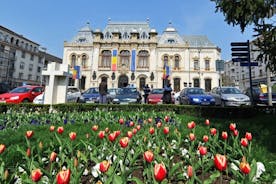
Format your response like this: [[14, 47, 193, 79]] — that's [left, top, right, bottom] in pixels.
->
[[183, 35, 216, 47], [71, 22, 93, 43]]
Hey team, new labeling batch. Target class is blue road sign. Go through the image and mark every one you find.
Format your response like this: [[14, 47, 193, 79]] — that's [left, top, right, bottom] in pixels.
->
[[240, 62, 258, 67]]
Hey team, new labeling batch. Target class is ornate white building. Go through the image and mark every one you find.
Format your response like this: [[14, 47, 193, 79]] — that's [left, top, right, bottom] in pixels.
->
[[63, 20, 221, 92]]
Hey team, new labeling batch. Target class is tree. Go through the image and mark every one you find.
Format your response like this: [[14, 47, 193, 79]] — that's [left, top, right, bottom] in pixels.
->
[[211, 0, 276, 73]]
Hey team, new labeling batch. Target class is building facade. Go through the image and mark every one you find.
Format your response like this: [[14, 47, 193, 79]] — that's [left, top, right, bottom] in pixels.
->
[[0, 25, 62, 88], [224, 40, 275, 90], [63, 20, 221, 92]]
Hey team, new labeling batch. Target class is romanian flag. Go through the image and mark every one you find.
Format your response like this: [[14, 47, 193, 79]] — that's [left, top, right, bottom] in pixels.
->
[[112, 50, 117, 71], [162, 61, 170, 79], [72, 69, 77, 79], [72, 66, 81, 79]]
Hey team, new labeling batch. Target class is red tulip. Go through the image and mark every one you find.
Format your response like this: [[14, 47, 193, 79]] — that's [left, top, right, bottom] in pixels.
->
[[99, 160, 110, 173], [156, 122, 162, 128], [233, 129, 239, 136], [127, 131, 133, 139], [119, 118, 124, 124], [108, 133, 116, 142], [214, 154, 227, 171], [57, 126, 64, 134], [144, 150, 154, 163], [154, 163, 167, 182], [115, 130, 121, 138], [31, 169, 42, 182], [26, 147, 31, 157], [187, 121, 196, 129], [98, 131, 105, 139], [132, 128, 137, 135], [129, 121, 134, 127], [119, 137, 129, 148], [26, 130, 34, 139], [149, 127, 155, 134], [56, 169, 70, 184], [210, 128, 217, 136], [92, 125, 98, 131], [69, 132, 77, 141], [164, 116, 169, 122], [241, 138, 248, 147], [187, 165, 193, 178], [221, 131, 228, 140], [229, 123, 236, 131], [49, 126, 55, 132], [189, 133, 195, 141], [50, 152, 57, 162], [198, 146, 207, 156], [163, 127, 169, 134], [203, 135, 209, 142], [239, 157, 251, 174], [148, 118, 153, 123], [205, 119, 210, 126], [136, 125, 141, 131], [0, 144, 6, 154], [245, 132, 252, 141]]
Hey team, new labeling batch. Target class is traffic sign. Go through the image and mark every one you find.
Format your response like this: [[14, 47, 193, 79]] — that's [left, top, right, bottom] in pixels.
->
[[240, 62, 258, 67], [231, 48, 248, 51], [232, 58, 248, 62], [231, 42, 248, 46]]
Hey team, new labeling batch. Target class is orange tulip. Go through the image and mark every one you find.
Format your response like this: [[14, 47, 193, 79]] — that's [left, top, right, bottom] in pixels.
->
[[99, 160, 110, 173], [0, 144, 6, 154], [50, 152, 57, 162], [144, 150, 154, 163], [127, 131, 133, 139], [187, 165, 193, 178], [31, 168, 42, 182], [56, 169, 70, 184], [154, 163, 167, 182], [26, 130, 34, 139], [203, 135, 209, 142], [189, 133, 195, 141], [92, 125, 98, 131], [49, 125, 55, 132], [240, 157, 251, 174]]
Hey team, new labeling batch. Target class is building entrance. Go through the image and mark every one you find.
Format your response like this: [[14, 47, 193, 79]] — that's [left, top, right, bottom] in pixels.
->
[[118, 75, 129, 88]]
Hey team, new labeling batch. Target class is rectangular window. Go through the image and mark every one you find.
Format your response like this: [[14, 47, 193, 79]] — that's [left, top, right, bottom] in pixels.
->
[[29, 64, 33, 71], [21, 51, 25, 58], [30, 54, 34, 61], [20, 62, 25, 69], [19, 73, 23, 79], [37, 67, 41, 73], [194, 60, 199, 70], [28, 74, 32, 80], [205, 60, 210, 71]]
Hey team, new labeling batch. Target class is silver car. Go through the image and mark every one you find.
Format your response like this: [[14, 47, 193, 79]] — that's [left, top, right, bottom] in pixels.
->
[[210, 87, 251, 107]]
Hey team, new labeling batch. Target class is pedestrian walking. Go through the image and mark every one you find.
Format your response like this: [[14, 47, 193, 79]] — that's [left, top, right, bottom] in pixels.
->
[[162, 83, 172, 104], [143, 84, 151, 103]]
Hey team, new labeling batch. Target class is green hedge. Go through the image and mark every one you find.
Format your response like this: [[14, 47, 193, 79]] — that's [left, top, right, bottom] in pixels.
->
[[0, 103, 258, 118]]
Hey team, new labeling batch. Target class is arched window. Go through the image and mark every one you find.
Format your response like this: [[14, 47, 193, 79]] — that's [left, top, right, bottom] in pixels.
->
[[10, 37, 14, 44], [71, 55, 76, 68], [174, 55, 180, 69], [163, 55, 169, 67], [104, 32, 112, 39], [81, 55, 87, 68], [140, 32, 148, 39], [119, 50, 130, 68], [101, 50, 111, 68], [122, 32, 129, 39], [137, 50, 149, 68]]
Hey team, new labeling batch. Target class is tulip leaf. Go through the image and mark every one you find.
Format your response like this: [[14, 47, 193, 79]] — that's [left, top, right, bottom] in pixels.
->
[[113, 175, 123, 184], [169, 162, 182, 178], [249, 159, 257, 181], [203, 171, 220, 184], [128, 177, 144, 184]]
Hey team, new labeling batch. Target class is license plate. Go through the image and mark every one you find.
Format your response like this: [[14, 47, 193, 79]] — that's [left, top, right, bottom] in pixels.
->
[[201, 102, 210, 105]]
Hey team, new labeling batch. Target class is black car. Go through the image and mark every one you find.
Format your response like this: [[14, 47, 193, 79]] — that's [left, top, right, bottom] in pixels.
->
[[112, 87, 142, 104], [244, 86, 276, 106], [0, 82, 10, 94]]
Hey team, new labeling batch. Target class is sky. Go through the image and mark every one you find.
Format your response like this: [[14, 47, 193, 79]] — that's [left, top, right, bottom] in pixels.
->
[[0, 0, 256, 61]]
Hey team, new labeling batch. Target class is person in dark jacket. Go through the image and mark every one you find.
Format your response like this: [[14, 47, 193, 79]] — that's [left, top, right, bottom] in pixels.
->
[[143, 84, 151, 103], [99, 78, 108, 104], [162, 83, 172, 104]]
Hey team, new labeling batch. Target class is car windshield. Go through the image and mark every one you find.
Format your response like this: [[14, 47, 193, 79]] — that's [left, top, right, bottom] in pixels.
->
[[221, 88, 241, 94], [118, 88, 137, 95], [84, 88, 99, 94], [151, 89, 164, 94], [10, 87, 31, 93], [187, 88, 204, 94]]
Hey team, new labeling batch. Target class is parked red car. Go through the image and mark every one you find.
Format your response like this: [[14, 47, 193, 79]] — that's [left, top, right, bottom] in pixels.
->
[[0, 85, 44, 104], [147, 88, 175, 104]]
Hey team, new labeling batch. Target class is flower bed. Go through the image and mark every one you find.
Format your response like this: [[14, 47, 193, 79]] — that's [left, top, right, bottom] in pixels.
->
[[0, 111, 270, 183]]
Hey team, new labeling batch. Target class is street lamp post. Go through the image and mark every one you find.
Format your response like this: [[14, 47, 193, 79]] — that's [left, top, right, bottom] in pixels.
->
[[40, 47, 47, 86]]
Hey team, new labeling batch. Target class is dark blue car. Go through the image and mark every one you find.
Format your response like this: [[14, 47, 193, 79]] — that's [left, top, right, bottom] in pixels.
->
[[179, 87, 215, 105], [80, 87, 100, 103]]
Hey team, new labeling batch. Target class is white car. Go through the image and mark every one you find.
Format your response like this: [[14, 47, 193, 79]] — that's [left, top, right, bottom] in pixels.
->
[[210, 87, 251, 107], [33, 87, 81, 104]]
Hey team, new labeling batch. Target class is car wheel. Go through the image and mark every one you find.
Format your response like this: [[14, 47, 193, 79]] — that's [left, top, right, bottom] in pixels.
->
[[22, 99, 29, 103]]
